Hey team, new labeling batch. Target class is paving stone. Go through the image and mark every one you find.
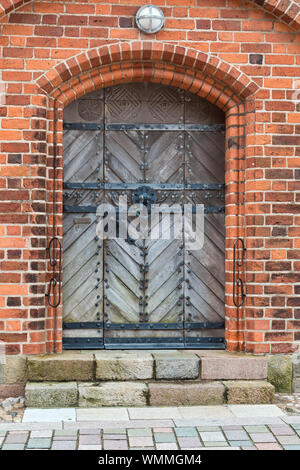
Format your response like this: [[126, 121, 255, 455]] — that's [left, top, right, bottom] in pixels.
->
[[243, 425, 270, 433], [224, 430, 249, 440], [128, 407, 181, 420], [241, 446, 256, 450], [204, 446, 240, 450], [200, 431, 226, 442], [222, 425, 243, 430], [200, 355, 267, 380], [5, 432, 28, 443], [179, 405, 233, 420], [282, 416, 300, 425], [153, 428, 173, 433], [103, 434, 127, 440], [255, 443, 282, 450], [249, 433, 276, 443], [156, 443, 178, 450], [54, 430, 78, 437], [30, 431, 52, 438], [129, 437, 154, 447], [76, 408, 129, 421], [197, 426, 221, 432], [277, 435, 300, 445], [2, 444, 25, 450], [224, 381, 275, 404], [23, 408, 76, 422], [268, 425, 295, 436], [268, 355, 293, 393], [79, 382, 148, 407], [154, 352, 200, 380], [77, 428, 101, 434], [79, 435, 101, 445], [282, 445, 300, 450], [78, 445, 102, 450], [54, 435, 77, 441], [25, 382, 78, 408], [177, 437, 202, 447], [229, 441, 252, 447], [95, 352, 153, 380], [128, 428, 152, 437], [149, 382, 224, 406], [0, 422, 63, 431], [229, 404, 283, 417], [51, 441, 77, 450], [154, 433, 176, 443], [174, 427, 198, 437], [103, 429, 126, 435], [27, 352, 94, 382], [27, 438, 52, 449], [204, 441, 228, 447], [103, 440, 128, 450]]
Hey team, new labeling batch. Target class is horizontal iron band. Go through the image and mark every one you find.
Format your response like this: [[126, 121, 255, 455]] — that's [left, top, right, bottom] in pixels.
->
[[63, 341, 224, 350], [63, 337, 225, 350], [104, 337, 224, 344], [63, 321, 224, 330], [185, 322, 225, 330], [63, 122, 225, 132], [63, 182, 225, 191], [63, 322, 103, 330], [63, 204, 225, 214], [63, 338, 104, 349], [103, 343, 225, 350], [64, 123, 104, 130]]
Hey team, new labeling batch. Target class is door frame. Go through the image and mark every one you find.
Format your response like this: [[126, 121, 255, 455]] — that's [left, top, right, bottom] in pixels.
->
[[40, 42, 255, 354]]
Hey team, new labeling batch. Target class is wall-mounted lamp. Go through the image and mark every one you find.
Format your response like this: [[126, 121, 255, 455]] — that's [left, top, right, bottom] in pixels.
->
[[135, 5, 165, 35]]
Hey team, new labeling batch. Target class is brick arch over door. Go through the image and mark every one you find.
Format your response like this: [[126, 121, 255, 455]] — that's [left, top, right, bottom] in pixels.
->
[[0, 0, 299, 31], [37, 42, 259, 103], [32, 41, 260, 354]]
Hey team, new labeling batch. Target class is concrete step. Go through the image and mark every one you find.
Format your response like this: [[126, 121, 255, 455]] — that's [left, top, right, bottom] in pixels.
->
[[25, 380, 275, 408], [26, 350, 268, 382]]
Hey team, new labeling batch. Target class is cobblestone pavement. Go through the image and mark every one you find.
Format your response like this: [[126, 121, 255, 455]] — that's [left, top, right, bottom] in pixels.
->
[[0, 422, 300, 450], [0, 397, 24, 423], [275, 393, 300, 415], [0, 404, 299, 450]]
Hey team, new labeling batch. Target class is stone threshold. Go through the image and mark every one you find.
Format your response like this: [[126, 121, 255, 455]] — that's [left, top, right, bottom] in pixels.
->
[[26, 349, 269, 382]]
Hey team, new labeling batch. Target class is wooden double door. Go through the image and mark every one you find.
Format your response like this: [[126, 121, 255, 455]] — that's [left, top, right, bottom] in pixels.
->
[[62, 83, 226, 349]]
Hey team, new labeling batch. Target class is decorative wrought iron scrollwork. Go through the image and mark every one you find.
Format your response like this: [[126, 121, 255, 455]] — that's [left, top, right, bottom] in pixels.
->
[[46, 237, 62, 308], [233, 238, 246, 308]]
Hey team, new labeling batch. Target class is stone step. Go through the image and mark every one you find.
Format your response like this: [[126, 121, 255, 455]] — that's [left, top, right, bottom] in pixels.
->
[[25, 380, 275, 408], [26, 350, 268, 382]]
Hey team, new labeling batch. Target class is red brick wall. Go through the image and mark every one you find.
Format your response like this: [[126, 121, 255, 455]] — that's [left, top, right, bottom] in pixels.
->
[[0, 0, 299, 355]]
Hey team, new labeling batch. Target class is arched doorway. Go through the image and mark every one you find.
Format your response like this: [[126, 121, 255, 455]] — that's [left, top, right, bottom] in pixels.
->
[[62, 82, 225, 349]]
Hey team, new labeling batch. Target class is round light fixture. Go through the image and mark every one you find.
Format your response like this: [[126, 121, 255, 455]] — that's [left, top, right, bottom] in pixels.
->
[[135, 5, 165, 35]]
